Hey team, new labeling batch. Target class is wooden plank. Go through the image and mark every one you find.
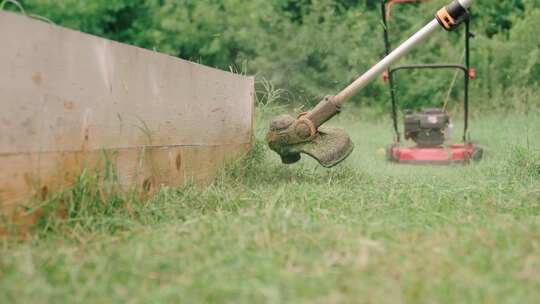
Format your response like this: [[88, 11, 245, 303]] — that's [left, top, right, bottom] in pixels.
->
[[0, 11, 254, 224], [0, 11, 253, 154]]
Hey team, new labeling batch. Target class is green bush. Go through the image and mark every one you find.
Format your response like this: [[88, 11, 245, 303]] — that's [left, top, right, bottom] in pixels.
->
[[4, 0, 539, 109]]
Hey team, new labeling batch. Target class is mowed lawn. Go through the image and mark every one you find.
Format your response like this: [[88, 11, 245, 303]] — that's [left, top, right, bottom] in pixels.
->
[[1, 107, 539, 303]]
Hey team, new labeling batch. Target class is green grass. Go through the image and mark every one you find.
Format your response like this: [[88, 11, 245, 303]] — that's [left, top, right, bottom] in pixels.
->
[[1, 106, 539, 304]]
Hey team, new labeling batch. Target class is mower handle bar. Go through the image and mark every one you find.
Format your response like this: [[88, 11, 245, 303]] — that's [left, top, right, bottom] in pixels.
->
[[333, 0, 473, 105], [389, 63, 468, 74]]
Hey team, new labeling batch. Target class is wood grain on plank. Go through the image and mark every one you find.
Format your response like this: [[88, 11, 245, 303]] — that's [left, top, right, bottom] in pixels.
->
[[0, 11, 254, 155]]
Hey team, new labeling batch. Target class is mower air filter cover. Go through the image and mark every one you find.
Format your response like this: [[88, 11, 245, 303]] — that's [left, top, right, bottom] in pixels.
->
[[404, 108, 450, 147]]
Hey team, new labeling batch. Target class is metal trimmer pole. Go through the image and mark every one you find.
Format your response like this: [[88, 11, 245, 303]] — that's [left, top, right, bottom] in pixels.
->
[[334, 0, 474, 105]]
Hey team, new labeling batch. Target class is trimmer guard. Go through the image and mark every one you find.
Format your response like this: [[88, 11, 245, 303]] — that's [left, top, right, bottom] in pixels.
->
[[302, 128, 355, 168], [387, 143, 483, 165]]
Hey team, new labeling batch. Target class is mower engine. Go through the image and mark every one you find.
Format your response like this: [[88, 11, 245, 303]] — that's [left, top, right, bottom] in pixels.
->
[[403, 108, 450, 147]]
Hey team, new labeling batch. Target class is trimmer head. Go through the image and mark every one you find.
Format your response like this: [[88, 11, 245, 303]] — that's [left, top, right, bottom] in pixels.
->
[[266, 114, 354, 168]]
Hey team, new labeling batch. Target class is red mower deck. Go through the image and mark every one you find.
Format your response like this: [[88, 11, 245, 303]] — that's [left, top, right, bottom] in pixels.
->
[[388, 143, 483, 165]]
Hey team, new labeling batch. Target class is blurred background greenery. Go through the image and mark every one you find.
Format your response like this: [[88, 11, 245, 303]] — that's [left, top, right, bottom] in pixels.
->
[[4, 0, 540, 110]]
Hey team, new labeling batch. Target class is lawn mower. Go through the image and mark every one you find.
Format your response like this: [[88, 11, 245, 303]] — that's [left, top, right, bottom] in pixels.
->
[[382, 0, 483, 165], [266, 0, 479, 167]]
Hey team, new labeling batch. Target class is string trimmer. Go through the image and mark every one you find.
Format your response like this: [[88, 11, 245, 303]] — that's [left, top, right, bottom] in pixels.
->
[[266, 0, 475, 167]]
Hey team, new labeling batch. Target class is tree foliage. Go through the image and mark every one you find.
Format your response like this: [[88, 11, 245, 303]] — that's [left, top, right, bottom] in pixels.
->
[[7, 0, 540, 109]]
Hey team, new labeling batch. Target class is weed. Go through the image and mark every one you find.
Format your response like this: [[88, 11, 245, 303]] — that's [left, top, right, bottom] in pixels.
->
[[0, 0, 54, 24], [0, 0, 25, 14], [34, 154, 135, 237], [256, 77, 288, 107]]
